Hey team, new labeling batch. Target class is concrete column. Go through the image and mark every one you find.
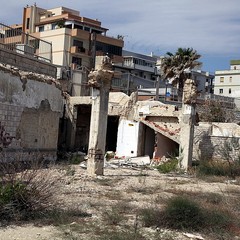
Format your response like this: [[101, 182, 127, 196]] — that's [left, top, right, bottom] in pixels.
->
[[87, 56, 114, 176], [179, 104, 195, 169], [179, 79, 198, 170]]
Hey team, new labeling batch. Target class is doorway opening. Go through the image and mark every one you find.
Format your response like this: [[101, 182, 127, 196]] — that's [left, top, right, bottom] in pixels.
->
[[75, 104, 91, 153], [106, 116, 119, 152]]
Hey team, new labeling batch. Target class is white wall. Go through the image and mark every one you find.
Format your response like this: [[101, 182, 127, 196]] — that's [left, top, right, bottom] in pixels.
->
[[116, 119, 140, 157], [214, 70, 240, 97]]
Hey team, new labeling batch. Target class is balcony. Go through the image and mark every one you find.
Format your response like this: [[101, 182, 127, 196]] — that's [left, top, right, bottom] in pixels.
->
[[70, 46, 90, 57], [71, 29, 89, 40]]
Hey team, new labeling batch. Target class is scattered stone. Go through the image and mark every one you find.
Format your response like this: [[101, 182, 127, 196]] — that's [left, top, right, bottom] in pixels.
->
[[183, 233, 204, 240]]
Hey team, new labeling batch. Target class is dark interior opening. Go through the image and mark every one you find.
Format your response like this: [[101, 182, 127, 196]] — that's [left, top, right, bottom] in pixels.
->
[[106, 116, 119, 152]]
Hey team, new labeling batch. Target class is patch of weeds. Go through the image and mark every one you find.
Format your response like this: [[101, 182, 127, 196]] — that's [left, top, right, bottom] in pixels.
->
[[94, 177, 122, 187], [103, 190, 123, 200], [204, 208, 231, 231], [113, 200, 133, 214], [94, 178, 114, 186], [0, 160, 58, 223], [139, 207, 162, 227], [128, 185, 160, 195], [70, 154, 85, 165], [164, 196, 205, 230], [65, 165, 76, 176], [139, 195, 236, 236], [197, 160, 231, 177], [156, 158, 178, 174], [203, 192, 223, 205], [103, 205, 125, 225], [39, 207, 91, 226]]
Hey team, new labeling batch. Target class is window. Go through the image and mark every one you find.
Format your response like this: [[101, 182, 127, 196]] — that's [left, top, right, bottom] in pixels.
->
[[219, 89, 223, 94], [51, 23, 57, 30], [96, 42, 122, 56], [229, 88, 231, 94], [220, 77, 224, 83], [38, 26, 44, 32], [73, 40, 83, 48], [72, 57, 82, 66], [26, 18, 30, 29], [229, 76, 232, 82]]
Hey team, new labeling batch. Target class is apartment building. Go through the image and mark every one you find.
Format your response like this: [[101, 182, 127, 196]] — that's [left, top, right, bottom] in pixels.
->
[[10, 4, 123, 73], [214, 60, 240, 108], [192, 69, 214, 94], [215, 60, 240, 97], [112, 50, 158, 93]]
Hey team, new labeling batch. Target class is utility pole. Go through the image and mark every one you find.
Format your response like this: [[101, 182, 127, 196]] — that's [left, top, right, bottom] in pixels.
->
[[155, 75, 160, 101]]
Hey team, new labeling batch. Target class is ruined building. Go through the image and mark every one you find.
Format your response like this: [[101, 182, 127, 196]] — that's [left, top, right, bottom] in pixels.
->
[[0, 25, 62, 161]]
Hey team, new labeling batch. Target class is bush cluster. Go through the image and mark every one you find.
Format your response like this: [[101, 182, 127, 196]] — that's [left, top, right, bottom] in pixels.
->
[[0, 160, 57, 222], [140, 196, 233, 234], [156, 159, 178, 174]]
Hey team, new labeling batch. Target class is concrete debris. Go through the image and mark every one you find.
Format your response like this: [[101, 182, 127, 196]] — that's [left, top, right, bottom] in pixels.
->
[[108, 155, 151, 167], [80, 161, 87, 169], [183, 233, 204, 240], [225, 179, 237, 184], [80, 156, 151, 170], [72, 151, 86, 156]]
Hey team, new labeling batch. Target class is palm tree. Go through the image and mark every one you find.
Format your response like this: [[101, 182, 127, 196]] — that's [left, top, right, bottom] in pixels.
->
[[161, 48, 201, 101]]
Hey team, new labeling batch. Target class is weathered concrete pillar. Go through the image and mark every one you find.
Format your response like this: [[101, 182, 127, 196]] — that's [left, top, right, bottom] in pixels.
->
[[87, 56, 114, 176], [179, 104, 195, 169], [179, 79, 198, 170]]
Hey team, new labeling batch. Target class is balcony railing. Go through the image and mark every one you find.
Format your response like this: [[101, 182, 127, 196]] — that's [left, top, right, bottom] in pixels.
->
[[70, 46, 89, 56], [0, 23, 52, 63]]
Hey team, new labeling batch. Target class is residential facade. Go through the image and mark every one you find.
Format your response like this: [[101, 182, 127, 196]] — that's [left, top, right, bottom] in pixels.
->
[[214, 60, 240, 97], [10, 4, 124, 75], [112, 50, 158, 93]]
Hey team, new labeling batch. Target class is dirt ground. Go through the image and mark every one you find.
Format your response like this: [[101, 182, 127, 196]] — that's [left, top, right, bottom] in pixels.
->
[[0, 163, 239, 240]]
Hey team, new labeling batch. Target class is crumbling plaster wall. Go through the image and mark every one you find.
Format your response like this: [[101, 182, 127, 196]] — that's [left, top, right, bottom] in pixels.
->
[[193, 122, 240, 161], [0, 66, 63, 160]]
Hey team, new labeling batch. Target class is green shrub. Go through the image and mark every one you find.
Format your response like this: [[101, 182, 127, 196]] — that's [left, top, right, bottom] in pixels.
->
[[164, 196, 204, 230], [0, 160, 57, 222], [156, 159, 178, 174], [197, 159, 240, 177], [204, 209, 231, 231]]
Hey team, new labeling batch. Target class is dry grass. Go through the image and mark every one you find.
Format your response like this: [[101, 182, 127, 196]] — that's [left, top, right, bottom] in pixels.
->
[[0, 162, 240, 240]]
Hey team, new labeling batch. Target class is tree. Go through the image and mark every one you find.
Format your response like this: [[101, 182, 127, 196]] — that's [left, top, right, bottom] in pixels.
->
[[198, 100, 234, 122], [161, 48, 201, 101]]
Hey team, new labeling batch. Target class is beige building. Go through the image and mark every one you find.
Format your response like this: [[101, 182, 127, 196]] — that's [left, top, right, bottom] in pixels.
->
[[10, 4, 123, 74]]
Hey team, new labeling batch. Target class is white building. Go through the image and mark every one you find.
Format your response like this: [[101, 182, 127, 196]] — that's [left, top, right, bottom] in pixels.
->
[[215, 60, 240, 108]]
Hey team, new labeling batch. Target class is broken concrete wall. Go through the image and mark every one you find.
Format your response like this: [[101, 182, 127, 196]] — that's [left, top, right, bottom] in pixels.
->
[[0, 66, 63, 161], [193, 122, 240, 161], [0, 48, 56, 77]]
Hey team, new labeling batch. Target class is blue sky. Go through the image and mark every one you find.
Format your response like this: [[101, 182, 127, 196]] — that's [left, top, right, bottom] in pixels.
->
[[1, 0, 240, 73]]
